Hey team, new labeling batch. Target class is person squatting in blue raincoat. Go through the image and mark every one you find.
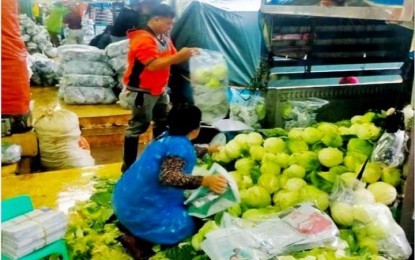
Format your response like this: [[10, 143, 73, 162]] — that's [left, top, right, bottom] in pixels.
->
[[112, 104, 228, 259]]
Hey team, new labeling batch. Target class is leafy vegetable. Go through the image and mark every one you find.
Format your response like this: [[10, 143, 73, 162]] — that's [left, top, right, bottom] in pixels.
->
[[367, 182, 397, 205]]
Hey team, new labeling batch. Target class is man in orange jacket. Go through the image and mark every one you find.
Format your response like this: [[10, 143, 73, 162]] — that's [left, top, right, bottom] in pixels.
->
[[121, 3, 198, 172]]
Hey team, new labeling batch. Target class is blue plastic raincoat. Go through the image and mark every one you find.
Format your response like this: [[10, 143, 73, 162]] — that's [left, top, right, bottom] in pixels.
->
[[112, 135, 197, 245]]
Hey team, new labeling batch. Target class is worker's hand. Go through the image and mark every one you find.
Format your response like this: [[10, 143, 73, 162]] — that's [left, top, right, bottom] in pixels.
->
[[177, 47, 200, 62], [207, 144, 221, 153], [177, 47, 193, 60], [189, 48, 200, 56], [202, 175, 228, 194]]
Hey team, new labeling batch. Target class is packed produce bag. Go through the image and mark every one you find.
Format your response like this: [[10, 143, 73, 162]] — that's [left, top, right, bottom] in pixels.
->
[[57, 44, 98, 54], [330, 179, 412, 259], [229, 87, 266, 128], [1, 142, 22, 164], [185, 163, 240, 218], [105, 40, 129, 101], [190, 49, 229, 125], [282, 98, 328, 129], [62, 60, 114, 76], [104, 39, 129, 58], [2, 208, 67, 259], [60, 74, 116, 88], [371, 130, 407, 167], [34, 109, 95, 170], [201, 204, 340, 260], [59, 47, 108, 63], [61, 86, 117, 105], [28, 53, 59, 86], [109, 55, 128, 73]]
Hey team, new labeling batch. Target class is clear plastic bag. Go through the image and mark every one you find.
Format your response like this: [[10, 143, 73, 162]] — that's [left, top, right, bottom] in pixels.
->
[[1, 142, 22, 165], [371, 130, 407, 167], [104, 39, 129, 58], [229, 88, 266, 128], [281, 98, 329, 129], [201, 204, 339, 260], [60, 74, 116, 88], [59, 47, 108, 63], [330, 179, 412, 260], [109, 55, 127, 73], [62, 60, 114, 76], [62, 86, 117, 105], [190, 49, 229, 125]]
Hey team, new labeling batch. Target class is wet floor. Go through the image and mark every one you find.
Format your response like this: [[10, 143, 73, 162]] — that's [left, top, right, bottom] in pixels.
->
[[2, 163, 122, 213]]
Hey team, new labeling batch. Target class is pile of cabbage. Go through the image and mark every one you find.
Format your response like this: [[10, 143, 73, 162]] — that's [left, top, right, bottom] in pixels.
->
[[64, 110, 411, 260], [19, 14, 58, 58], [196, 110, 410, 259]]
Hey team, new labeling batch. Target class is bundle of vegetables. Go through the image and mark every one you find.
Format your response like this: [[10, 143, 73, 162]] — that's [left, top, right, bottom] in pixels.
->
[[64, 177, 132, 259], [19, 14, 58, 58], [28, 53, 59, 86]]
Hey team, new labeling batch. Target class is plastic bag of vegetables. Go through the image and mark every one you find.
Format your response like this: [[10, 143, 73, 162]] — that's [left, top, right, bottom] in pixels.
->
[[62, 86, 117, 105], [60, 74, 116, 88], [59, 47, 108, 63], [62, 60, 114, 76], [28, 53, 59, 86], [282, 98, 328, 129], [1, 142, 22, 165], [104, 39, 129, 58], [190, 49, 229, 125], [329, 179, 412, 259], [229, 87, 266, 128]]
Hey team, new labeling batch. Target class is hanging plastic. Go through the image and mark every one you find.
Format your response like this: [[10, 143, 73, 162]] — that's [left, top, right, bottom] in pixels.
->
[[190, 49, 229, 125], [229, 87, 266, 128], [282, 98, 329, 129]]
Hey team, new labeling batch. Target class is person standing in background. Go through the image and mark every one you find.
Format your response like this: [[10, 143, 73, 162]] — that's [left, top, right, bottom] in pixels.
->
[[110, 0, 160, 42], [46, 2, 68, 47], [63, 5, 84, 44], [33, 2, 42, 24], [120, 3, 198, 172]]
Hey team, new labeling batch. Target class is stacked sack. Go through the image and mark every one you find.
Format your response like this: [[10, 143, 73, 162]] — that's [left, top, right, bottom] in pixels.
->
[[82, 18, 95, 45], [2, 208, 68, 259], [19, 14, 58, 58], [58, 45, 117, 104], [105, 40, 129, 86], [34, 109, 95, 170], [105, 40, 130, 108]]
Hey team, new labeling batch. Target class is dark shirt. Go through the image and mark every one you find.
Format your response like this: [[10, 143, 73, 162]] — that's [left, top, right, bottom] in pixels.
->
[[63, 11, 82, 30], [89, 33, 112, 49], [159, 146, 208, 189], [111, 7, 140, 37]]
